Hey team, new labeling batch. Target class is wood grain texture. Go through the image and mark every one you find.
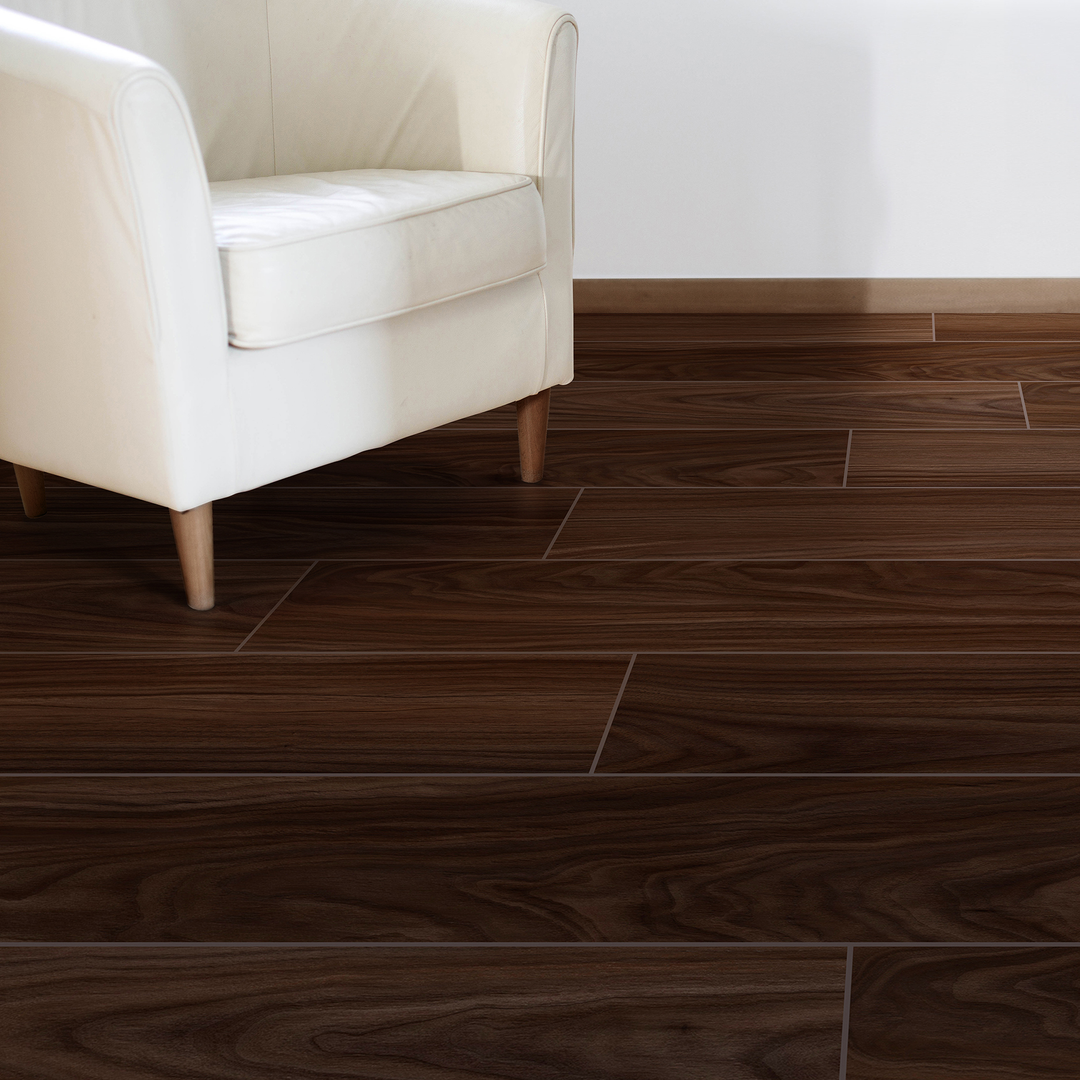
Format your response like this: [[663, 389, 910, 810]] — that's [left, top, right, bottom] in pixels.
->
[[548, 489, 1080, 559], [572, 341, 1080, 382], [0, 461, 85, 486], [935, 313, 1080, 341], [574, 313, 933, 342], [0, 654, 629, 772], [453, 383, 1025, 430], [0, 561, 307, 651], [1021, 383, 1080, 427], [847, 947, 1080, 1079], [245, 559, 1080, 652], [4, 776, 1080, 942], [0, 947, 847, 1080], [0, 488, 180, 557], [573, 278, 1080, 315], [848, 430, 1080, 485], [597, 654, 1080, 773], [9, 312, 1080, 1071], [211, 488, 579, 560], [0, 487, 579, 560], [268, 430, 849, 488]]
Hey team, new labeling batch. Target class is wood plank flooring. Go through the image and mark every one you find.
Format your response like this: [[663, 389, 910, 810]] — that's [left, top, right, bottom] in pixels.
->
[[5, 312, 1080, 1077], [0, 948, 847, 1080]]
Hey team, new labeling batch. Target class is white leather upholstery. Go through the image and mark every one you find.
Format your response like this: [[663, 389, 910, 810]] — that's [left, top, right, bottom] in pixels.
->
[[0, 0, 275, 180], [230, 274, 548, 493], [265, 0, 578, 388], [213, 169, 546, 348], [0, 0, 576, 511]]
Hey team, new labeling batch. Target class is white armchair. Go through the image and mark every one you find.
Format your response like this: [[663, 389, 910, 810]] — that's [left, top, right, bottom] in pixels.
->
[[0, 0, 576, 608]]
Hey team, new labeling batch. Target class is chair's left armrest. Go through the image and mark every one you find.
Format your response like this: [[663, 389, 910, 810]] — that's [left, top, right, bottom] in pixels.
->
[[0, 7, 236, 509]]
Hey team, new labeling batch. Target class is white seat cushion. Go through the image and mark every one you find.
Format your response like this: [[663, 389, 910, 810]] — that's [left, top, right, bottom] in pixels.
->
[[209, 169, 546, 349]]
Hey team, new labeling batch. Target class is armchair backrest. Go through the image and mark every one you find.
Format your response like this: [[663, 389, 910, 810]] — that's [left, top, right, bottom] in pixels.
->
[[1, 0, 275, 180], [5, 0, 573, 182]]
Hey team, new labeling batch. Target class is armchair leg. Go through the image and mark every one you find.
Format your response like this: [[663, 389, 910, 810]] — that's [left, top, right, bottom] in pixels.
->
[[13, 464, 46, 518], [170, 503, 215, 611], [515, 388, 550, 483]]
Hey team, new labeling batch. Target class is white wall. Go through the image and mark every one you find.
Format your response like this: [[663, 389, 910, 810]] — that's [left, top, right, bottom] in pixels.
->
[[571, 0, 1080, 279]]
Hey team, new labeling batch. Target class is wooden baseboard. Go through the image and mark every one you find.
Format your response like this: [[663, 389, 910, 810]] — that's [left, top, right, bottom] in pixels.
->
[[573, 278, 1080, 314]]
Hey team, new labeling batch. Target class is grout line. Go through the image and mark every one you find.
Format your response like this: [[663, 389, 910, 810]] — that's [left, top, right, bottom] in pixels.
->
[[23, 483, 1080, 501], [1018, 381, 1031, 428], [3, 941, 1080, 948], [232, 562, 318, 653], [11, 648, 1080, 657], [931, 312, 936, 342], [842, 430, 853, 487], [9, 771, 1080, 778], [589, 654, 637, 773], [456, 379, 1024, 386], [435, 426, 1048, 433], [135, 486, 1080, 493], [73, 485, 1080, 492], [542, 488, 584, 558], [839, 945, 854, 1080], [271, 557, 1080, 564], [11, 771, 1080, 778], [574, 338, 1080, 345], [71, 556, 1080, 564]]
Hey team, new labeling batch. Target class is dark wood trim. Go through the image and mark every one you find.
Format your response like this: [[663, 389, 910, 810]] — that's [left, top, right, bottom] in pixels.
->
[[574, 278, 1080, 314]]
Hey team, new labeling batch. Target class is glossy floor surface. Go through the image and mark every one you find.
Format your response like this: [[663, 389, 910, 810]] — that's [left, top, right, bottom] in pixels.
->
[[4, 312, 1080, 1077]]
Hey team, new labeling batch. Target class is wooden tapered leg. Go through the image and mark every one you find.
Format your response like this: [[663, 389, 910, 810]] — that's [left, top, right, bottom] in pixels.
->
[[169, 503, 215, 611], [12, 464, 46, 518], [515, 388, 551, 484]]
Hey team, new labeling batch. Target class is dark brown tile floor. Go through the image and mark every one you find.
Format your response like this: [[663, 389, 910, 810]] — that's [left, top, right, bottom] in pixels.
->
[[4, 312, 1080, 1077]]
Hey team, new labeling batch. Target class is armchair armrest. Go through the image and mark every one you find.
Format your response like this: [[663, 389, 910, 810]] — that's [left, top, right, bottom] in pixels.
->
[[0, 7, 235, 509], [267, 0, 577, 386]]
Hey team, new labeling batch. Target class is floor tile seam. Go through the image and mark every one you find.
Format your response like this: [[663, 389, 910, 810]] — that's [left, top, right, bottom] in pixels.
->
[[232, 562, 318, 653], [575, 338, 1080, 345], [843, 485, 1080, 490], [455, 426, 1039, 433], [541, 488, 585, 558], [573, 338, 937, 346], [552, 484, 1080, 491], [7, 648, 1080, 657], [445, 426, 1047, 432], [39, 485, 1080, 492], [1019, 381, 1032, 428], [25, 483, 1080, 493], [4, 940, 1080, 948], [838, 945, 853, 1080], [22, 430, 1080, 451], [214, 556, 1080, 562], [588, 654, 637, 773], [10, 649, 1080, 656], [519, 379, 1032, 386], [516, 380, 1080, 385], [23, 484, 1080, 494], [9, 772, 1080, 778], [935, 338, 1080, 344]]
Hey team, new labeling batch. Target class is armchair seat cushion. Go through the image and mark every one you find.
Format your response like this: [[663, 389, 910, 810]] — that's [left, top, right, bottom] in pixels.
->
[[210, 169, 547, 349]]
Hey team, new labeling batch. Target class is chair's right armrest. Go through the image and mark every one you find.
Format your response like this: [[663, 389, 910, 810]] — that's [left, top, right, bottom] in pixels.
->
[[0, 7, 236, 509], [267, 0, 577, 390]]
